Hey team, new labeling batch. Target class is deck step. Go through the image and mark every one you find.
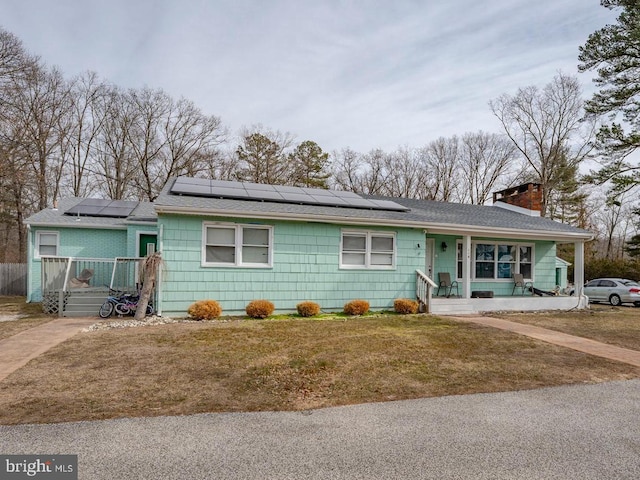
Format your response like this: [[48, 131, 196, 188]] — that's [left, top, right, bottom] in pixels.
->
[[62, 290, 110, 317]]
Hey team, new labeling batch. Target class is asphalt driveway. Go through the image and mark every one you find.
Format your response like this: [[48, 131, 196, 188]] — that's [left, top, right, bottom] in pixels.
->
[[2, 379, 640, 479]]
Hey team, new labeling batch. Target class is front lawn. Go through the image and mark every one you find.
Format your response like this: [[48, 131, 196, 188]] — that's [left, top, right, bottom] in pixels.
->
[[0, 313, 637, 425], [493, 304, 640, 351]]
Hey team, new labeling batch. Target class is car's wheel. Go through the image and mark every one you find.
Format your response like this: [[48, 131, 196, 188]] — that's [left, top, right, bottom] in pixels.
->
[[146, 304, 154, 316], [99, 301, 114, 318], [609, 294, 622, 306]]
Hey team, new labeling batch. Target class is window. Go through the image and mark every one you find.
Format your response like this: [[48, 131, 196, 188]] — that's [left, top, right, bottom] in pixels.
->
[[35, 231, 58, 258], [475, 243, 495, 279], [471, 242, 534, 280], [203, 223, 272, 267], [497, 245, 516, 279], [519, 246, 532, 279], [457, 242, 463, 279], [341, 231, 395, 269]]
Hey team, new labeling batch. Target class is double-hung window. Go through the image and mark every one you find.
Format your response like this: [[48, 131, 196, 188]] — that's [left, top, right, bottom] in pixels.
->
[[472, 242, 533, 280], [35, 231, 59, 258], [203, 223, 272, 267], [341, 231, 395, 269]]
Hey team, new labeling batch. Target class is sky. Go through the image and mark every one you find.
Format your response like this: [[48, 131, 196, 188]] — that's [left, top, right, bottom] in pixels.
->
[[0, 0, 618, 153]]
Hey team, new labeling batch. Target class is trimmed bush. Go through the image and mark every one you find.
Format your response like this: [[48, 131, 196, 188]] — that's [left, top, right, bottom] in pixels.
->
[[187, 300, 222, 320], [297, 301, 321, 317], [343, 299, 370, 316], [394, 298, 419, 314], [246, 299, 275, 319]]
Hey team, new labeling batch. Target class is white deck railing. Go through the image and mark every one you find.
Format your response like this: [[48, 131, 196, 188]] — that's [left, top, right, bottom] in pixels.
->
[[416, 269, 437, 313], [41, 256, 142, 294]]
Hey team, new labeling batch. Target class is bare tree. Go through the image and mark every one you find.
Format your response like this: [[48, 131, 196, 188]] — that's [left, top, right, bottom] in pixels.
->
[[330, 148, 362, 191], [126, 87, 171, 200], [591, 191, 635, 260], [0, 28, 38, 88], [382, 147, 429, 199], [458, 131, 519, 204], [1, 65, 73, 210], [161, 96, 226, 186], [60, 71, 110, 197], [419, 137, 460, 201], [490, 73, 596, 216], [93, 86, 139, 199]]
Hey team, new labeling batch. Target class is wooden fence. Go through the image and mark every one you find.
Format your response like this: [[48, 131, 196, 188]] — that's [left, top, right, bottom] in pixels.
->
[[0, 263, 27, 296]]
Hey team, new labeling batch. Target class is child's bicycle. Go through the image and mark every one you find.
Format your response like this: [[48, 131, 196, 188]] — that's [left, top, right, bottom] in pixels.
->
[[98, 290, 153, 318]]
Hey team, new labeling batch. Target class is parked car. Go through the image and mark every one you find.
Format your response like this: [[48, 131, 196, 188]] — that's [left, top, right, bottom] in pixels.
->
[[583, 278, 640, 307]]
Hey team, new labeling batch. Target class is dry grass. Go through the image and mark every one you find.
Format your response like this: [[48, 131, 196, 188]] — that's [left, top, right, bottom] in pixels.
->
[[0, 314, 638, 425], [0, 296, 54, 340], [493, 305, 640, 351]]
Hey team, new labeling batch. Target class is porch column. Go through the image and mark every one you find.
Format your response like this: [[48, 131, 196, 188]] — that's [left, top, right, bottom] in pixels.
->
[[574, 241, 585, 298], [463, 235, 471, 299]]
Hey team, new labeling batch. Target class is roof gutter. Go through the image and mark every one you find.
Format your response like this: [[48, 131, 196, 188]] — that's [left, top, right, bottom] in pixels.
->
[[154, 205, 594, 242], [24, 221, 127, 230]]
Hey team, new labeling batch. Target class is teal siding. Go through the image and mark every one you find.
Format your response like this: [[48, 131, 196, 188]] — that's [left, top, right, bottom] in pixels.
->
[[28, 227, 128, 302], [159, 215, 424, 315]]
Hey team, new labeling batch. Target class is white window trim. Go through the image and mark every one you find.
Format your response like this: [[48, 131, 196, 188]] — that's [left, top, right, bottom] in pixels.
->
[[35, 230, 59, 259], [340, 229, 396, 270], [202, 222, 273, 268], [457, 240, 535, 281]]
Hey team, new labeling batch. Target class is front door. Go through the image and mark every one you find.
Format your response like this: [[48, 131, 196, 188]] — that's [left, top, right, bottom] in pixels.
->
[[139, 234, 157, 257]]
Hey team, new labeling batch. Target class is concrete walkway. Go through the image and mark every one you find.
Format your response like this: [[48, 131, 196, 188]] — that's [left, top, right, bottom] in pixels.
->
[[0, 316, 98, 382], [445, 315, 640, 368]]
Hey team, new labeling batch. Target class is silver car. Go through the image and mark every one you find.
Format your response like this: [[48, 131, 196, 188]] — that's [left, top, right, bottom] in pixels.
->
[[584, 278, 640, 307]]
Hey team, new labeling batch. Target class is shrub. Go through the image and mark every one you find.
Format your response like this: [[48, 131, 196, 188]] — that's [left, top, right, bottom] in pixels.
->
[[246, 299, 275, 319], [343, 299, 370, 316], [297, 301, 321, 317], [394, 298, 419, 314], [187, 300, 222, 320]]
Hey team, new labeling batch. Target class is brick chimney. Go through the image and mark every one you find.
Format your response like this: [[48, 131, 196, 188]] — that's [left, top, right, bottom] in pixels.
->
[[492, 183, 542, 212]]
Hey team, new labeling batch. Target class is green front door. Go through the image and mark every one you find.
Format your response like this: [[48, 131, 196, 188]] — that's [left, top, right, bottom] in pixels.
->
[[139, 234, 157, 257]]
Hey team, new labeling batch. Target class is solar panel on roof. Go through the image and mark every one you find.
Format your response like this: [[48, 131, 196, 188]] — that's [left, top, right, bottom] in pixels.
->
[[64, 199, 138, 218], [169, 177, 410, 212], [247, 190, 283, 201], [211, 186, 250, 198]]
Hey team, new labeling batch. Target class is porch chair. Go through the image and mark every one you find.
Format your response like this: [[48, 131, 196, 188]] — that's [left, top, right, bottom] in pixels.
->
[[512, 273, 533, 296], [437, 272, 459, 298], [68, 268, 94, 289]]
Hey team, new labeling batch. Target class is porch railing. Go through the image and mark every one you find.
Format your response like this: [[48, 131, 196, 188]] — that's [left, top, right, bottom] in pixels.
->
[[41, 256, 142, 314], [416, 269, 437, 313]]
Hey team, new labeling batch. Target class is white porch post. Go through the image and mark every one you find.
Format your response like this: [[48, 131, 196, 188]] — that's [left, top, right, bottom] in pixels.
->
[[463, 235, 471, 299], [574, 241, 585, 301]]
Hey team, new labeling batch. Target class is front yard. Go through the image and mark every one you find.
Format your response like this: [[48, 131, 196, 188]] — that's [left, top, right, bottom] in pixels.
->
[[1, 297, 639, 425], [493, 304, 640, 351]]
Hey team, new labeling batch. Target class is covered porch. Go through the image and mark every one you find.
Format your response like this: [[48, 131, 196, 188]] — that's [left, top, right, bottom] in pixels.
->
[[416, 270, 587, 314], [415, 235, 589, 315]]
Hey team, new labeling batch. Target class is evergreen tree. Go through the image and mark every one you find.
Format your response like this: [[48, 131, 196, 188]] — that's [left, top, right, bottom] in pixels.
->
[[579, 0, 640, 194], [288, 140, 330, 188]]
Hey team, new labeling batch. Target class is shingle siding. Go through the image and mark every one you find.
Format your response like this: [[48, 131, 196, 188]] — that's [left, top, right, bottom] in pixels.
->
[[159, 214, 424, 316]]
